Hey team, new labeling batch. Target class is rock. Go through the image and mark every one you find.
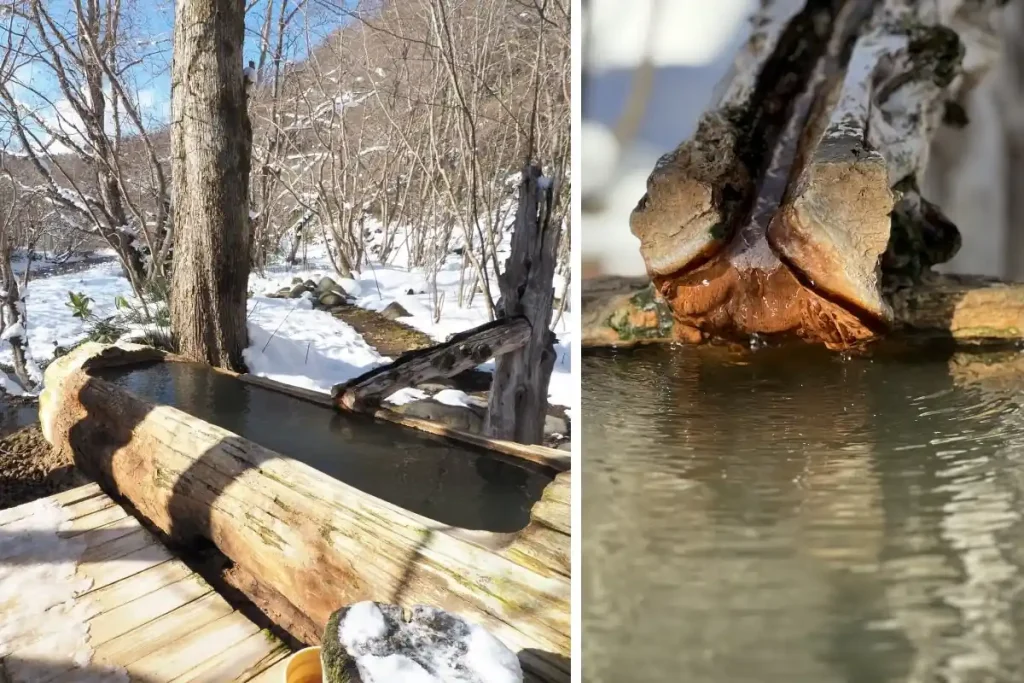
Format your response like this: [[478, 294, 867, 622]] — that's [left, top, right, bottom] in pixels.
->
[[406, 288, 416, 295], [381, 301, 411, 320], [318, 291, 346, 308], [288, 284, 308, 298], [544, 414, 568, 437], [303, 279, 317, 290], [321, 601, 522, 683], [292, 276, 304, 284], [557, 441, 571, 452], [316, 276, 340, 294], [390, 399, 483, 434]]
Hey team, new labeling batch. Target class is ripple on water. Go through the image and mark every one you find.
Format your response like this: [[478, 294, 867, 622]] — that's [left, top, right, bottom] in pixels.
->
[[583, 343, 1024, 683]]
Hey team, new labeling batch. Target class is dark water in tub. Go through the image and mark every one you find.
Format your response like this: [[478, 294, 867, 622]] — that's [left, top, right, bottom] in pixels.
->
[[95, 361, 551, 532], [583, 342, 1024, 683]]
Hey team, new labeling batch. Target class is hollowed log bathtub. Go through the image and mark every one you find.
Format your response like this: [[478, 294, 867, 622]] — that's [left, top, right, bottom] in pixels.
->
[[39, 343, 570, 682]]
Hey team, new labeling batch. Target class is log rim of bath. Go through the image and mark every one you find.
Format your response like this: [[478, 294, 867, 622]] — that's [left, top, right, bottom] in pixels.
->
[[39, 341, 570, 681], [76, 343, 570, 473], [581, 273, 1024, 349]]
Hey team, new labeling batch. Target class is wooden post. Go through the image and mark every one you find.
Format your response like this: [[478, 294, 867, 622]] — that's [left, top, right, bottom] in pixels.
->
[[485, 165, 561, 444]]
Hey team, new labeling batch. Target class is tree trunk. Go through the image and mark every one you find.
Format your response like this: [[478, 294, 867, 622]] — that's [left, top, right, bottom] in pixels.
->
[[0, 245, 33, 390], [485, 165, 560, 444], [169, 0, 253, 371]]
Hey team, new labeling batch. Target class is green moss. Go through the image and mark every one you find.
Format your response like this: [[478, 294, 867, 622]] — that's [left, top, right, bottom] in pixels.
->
[[605, 286, 676, 342], [321, 608, 361, 683]]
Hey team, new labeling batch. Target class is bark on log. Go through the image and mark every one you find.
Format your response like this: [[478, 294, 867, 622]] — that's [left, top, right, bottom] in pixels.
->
[[169, 0, 252, 371], [581, 274, 1024, 347], [486, 166, 561, 444], [332, 317, 532, 411], [39, 343, 570, 682]]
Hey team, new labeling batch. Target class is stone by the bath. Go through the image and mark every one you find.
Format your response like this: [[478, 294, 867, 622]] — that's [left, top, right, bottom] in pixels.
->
[[544, 414, 568, 438], [317, 276, 343, 294], [381, 302, 412, 320], [319, 292, 347, 308], [304, 278, 317, 290], [292, 276, 304, 285], [390, 399, 483, 434], [321, 601, 523, 683], [289, 284, 309, 298]]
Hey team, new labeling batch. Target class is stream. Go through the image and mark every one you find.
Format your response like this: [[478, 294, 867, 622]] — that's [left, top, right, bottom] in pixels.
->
[[583, 342, 1024, 682]]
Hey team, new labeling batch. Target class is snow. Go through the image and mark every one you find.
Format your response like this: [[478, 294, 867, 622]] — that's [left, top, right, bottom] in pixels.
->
[[432, 389, 473, 407], [0, 260, 133, 379], [243, 294, 384, 394], [336, 602, 522, 683], [0, 498, 129, 682], [386, 387, 428, 405], [0, 233, 573, 415], [0, 371, 27, 396], [245, 240, 573, 412], [1, 321, 25, 340], [340, 601, 389, 650]]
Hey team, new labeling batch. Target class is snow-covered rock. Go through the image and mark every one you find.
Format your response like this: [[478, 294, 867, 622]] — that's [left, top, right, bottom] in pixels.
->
[[321, 602, 522, 683]]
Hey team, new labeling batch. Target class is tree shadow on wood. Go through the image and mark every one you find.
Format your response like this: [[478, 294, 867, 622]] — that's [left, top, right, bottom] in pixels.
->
[[64, 371, 316, 650]]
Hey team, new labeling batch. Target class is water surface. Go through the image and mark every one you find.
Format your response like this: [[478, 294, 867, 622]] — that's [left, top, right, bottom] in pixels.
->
[[584, 343, 1024, 682], [96, 361, 551, 533]]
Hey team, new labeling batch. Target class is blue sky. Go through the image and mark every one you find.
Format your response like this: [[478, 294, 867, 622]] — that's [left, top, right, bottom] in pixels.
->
[[3, 0, 347, 148], [134, 0, 348, 126]]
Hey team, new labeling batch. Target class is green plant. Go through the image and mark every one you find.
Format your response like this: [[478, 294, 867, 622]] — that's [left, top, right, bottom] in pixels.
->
[[65, 291, 93, 320], [87, 317, 126, 343]]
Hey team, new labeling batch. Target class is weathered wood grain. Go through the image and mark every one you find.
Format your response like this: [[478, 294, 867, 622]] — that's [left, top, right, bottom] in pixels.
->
[[1, 484, 291, 682], [332, 317, 531, 411], [40, 343, 571, 681]]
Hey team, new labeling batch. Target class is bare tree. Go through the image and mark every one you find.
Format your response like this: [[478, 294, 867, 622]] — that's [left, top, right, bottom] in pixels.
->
[[0, 160, 43, 390], [169, 0, 252, 370], [0, 0, 172, 296]]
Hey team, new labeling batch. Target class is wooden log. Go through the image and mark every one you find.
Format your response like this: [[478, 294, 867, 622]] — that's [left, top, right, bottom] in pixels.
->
[[331, 317, 532, 411], [486, 165, 562, 444], [39, 343, 570, 681], [581, 274, 1024, 347]]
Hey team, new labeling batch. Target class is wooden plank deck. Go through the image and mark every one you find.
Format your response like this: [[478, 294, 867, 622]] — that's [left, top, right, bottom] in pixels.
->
[[0, 483, 293, 682]]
